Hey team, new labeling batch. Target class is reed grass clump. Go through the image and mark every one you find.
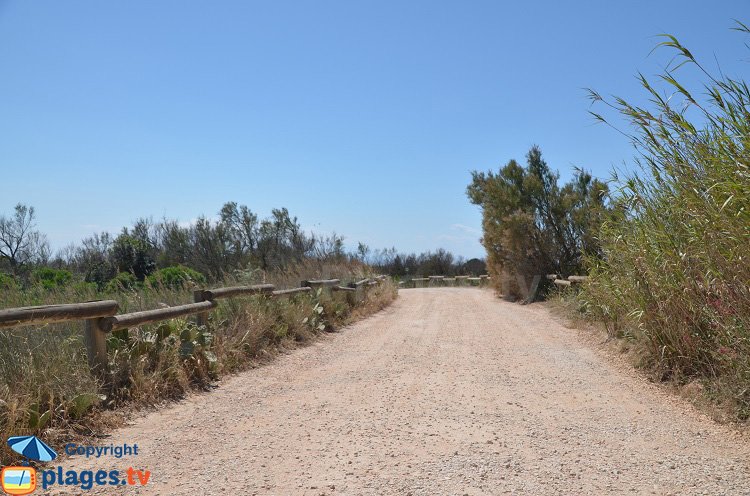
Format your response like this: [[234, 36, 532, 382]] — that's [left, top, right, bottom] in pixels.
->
[[582, 23, 750, 417]]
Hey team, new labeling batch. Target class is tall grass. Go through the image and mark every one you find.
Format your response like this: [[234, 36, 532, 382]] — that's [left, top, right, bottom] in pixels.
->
[[581, 24, 750, 417], [0, 260, 397, 464]]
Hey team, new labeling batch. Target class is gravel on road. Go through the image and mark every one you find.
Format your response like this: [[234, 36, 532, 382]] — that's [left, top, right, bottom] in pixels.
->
[[52, 288, 750, 495]]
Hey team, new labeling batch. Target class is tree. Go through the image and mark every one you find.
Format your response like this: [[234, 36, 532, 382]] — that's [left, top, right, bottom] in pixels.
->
[[418, 249, 455, 276], [392, 255, 404, 276], [366, 247, 479, 277], [74, 232, 116, 287], [188, 216, 233, 280], [110, 232, 156, 281], [355, 242, 370, 262], [257, 208, 313, 269], [467, 146, 609, 299], [0, 203, 49, 276], [220, 201, 259, 264], [313, 233, 346, 261], [461, 258, 486, 275], [154, 219, 191, 268]]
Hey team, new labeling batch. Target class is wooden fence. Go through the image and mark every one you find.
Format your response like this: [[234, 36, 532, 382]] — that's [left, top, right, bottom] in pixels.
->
[[0, 276, 388, 388], [549, 274, 589, 287], [402, 273, 588, 296], [401, 275, 491, 288]]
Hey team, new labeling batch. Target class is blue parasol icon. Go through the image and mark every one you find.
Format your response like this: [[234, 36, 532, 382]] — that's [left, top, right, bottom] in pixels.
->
[[7, 435, 57, 462]]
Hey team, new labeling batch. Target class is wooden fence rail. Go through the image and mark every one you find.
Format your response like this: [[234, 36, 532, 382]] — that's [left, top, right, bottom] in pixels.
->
[[101, 301, 219, 332], [547, 274, 589, 288], [553, 275, 589, 287], [201, 284, 275, 300], [349, 279, 371, 288], [0, 300, 120, 329], [402, 275, 491, 288], [0, 276, 388, 389], [399, 272, 588, 292], [332, 286, 357, 293], [271, 287, 312, 297], [397, 271, 589, 297], [301, 279, 340, 288]]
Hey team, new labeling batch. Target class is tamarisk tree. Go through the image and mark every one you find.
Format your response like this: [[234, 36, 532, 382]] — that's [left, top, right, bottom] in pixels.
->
[[467, 146, 609, 300]]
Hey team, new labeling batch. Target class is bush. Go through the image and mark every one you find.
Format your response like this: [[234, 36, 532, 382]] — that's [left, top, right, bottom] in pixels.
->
[[110, 234, 156, 282], [467, 146, 609, 300], [105, 272, 138, 292], [32, 267, 73, 290], [147, 266, 206, 290], [583, 24, 750, 416]]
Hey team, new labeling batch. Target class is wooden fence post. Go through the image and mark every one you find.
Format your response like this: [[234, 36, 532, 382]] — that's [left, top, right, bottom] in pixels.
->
[[83, 318, 111, 390], [194, 289, 209, 327]]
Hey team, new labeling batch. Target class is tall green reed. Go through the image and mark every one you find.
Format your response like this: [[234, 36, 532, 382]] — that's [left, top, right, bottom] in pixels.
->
[[582, 23, 750, 417]]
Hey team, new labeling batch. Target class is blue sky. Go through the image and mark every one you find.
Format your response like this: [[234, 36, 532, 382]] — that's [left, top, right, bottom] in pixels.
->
[[0, 1, 747, 259]]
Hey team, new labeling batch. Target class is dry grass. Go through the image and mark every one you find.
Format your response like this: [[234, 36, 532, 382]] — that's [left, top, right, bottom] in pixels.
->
[[578, 26, 750, 421], [0, 261, 396, 464], [551, 287, 750, 426]]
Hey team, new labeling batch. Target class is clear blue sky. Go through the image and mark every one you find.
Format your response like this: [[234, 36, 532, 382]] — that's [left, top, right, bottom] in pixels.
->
[[1, 1, 747, 259]]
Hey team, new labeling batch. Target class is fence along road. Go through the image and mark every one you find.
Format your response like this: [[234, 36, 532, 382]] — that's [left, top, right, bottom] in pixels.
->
[[0, 276, 387, 389], [52, 287, 750, 495], [403, 274, 490, 288]]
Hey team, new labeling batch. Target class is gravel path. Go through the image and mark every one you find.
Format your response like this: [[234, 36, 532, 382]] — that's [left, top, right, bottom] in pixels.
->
[[52, 288, 750, 495]]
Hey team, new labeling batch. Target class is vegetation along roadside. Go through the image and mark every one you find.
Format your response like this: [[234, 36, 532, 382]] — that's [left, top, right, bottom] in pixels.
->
[[469, 22, 750, 421], [0, 202, 399, 465]]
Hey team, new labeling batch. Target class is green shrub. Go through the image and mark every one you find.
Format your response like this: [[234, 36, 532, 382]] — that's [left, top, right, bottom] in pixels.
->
[[105, 272, 138, 292], [110, 233, 156, 282], [0, 273, 17, 291], [147, 265, 206, 290], [32, 267, 73, 290]]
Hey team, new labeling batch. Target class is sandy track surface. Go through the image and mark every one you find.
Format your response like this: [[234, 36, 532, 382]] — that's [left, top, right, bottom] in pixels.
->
[[52, 288, 750, 495]]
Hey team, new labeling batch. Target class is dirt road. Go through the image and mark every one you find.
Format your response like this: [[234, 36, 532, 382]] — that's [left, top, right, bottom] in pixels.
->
[[53, 288, 750, 495]]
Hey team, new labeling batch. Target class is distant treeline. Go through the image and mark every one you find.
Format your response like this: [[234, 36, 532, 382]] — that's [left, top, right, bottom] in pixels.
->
[[361, 246, 485, 278], [0, 202, 482, 290], [0, 202, 345, 289]]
